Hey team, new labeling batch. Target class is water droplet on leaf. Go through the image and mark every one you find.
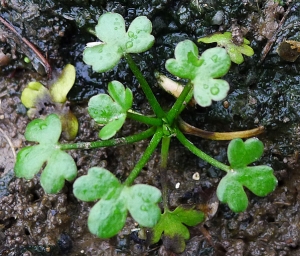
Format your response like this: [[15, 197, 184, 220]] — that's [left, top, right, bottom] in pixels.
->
[[39, 124, 47, 129], [126, 41, 133, 49], [140, 205, 149, 211], [211, 55, 218, 62], [128, 31, 135, 38], [203, 84, 209, 89], [210, 87, 219, 95], [142, 197, 151, 203]]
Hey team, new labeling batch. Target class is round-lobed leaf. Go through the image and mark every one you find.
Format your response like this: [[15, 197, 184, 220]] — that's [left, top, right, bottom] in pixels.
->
[[24, 114, 62, 144], [98, 116, 126, 140], [125, 184, 162, 227], [166, 40, 231, 107], [165, 40, 201, 79], [88, 94, 124, 124], [83, 12, 155, 73], [14, 145, 53, 180], [172, 206, 205, 226], [95, 12, 126, 44], [83, 43, 122, 73], [88, 197, 127, 239], [151, 207, 204, 253], [237, 166, 278, 197], [108, 80, 133, 111], [14, 114, 78, 194], [228, 138, 264, 168], [125, 16, 154, 53], [73, 167, 121, 202], [40, 150, 77, 194], [217, 174, 249, 212], [198, 32, 254, 64]]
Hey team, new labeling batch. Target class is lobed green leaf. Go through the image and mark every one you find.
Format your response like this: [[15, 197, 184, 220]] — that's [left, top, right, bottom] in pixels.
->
[[198, 32, 254, 64], [228, 138, 264, 168], [217, 138, 278, 212], [73, 167, 121, 202], [88, 197, 127, 239], [83, 12, 154, 73], [125, 184, 162, 227], [88, 81, 133, 140], [151, 206, 205, 253], [166, 40, 231, 107], [14, 114, 77, 193], [73, 167, 162, 239]]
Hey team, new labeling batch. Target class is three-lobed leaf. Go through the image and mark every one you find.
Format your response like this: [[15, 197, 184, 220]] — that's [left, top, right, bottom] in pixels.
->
[[166, 40, 231, 107], [14, 114, 77, 193], [125, 185, 162, 227], [73, 167, 161, 238], [88, 81, 133, 140], [198, 32, 254, 64], [151, 206, 205, 253], [83, 12, 155, 72], [217, 138, 277, 212]]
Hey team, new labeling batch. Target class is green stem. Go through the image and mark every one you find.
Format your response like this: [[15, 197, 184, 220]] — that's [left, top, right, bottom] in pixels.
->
[[161, 137, 171, 168], [127, 111, 162, 126], [160, 136, 171, 210], [176, 127, 231, 173], [59, 127, 157, 150], [166, 82, 193, 124], [124, 53, 165, 118], [124, 127, 163, 186]]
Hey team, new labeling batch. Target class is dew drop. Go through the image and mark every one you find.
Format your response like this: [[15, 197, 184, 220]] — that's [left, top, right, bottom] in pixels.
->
[[114, 27, 118, 30], [126, 41, 133, 49], [203, 84, 209, 89], [211, 55, 218, 62], [140, 205, 149, 211], [142, 197, 151, 203], [38, 124, 47, 130], [128, 31, 135, 38], [210, 87, 220, 95]]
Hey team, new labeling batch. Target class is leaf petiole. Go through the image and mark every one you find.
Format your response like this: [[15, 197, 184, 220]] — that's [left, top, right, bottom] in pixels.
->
[[175, 127, 231, 173], [166, 82, 193, 125], [124, 53, 166, 118], [59, 126, 157, 151], [127, 111, 163, 126], [124, 127, 163, 186]]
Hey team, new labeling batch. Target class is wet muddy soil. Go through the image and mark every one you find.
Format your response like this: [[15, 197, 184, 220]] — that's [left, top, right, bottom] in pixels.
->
[[1, 0, 300, 255]]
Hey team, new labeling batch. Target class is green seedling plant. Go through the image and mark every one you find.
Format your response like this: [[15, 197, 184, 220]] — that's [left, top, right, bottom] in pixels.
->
[[21, 64, 78, 140], [15, 12, 277, 253], [198, 31, 254, 64]]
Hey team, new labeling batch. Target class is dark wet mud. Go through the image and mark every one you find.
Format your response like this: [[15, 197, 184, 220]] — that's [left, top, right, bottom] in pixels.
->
[[0, 0, 300, 255]]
